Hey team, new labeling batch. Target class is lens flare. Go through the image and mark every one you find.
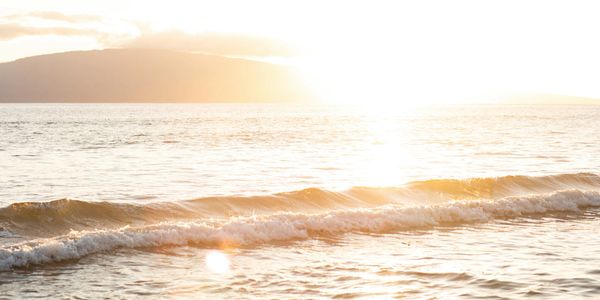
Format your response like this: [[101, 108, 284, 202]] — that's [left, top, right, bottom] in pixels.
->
[[205, 250, 231, 274]]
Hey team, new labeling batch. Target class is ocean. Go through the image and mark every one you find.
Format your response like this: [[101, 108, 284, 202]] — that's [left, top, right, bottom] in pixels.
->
[[1, 103, 599, 299]]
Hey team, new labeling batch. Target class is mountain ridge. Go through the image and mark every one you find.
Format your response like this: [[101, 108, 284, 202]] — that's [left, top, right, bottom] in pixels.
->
[[0, 48, 313, 102]]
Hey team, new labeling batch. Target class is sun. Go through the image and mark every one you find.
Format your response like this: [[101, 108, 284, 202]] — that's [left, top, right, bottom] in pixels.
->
[[296, 52, 490, 108]]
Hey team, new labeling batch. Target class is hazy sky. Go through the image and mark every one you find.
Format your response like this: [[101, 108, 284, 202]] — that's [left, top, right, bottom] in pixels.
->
[[2, 0, 600, 103]]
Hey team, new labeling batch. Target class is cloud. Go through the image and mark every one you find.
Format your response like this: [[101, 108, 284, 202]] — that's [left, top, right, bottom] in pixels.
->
[[3, 11, 102, 23], [121, 31, 296, 57], [0, 10, 107, 41], [0, 10, 133, 45], [1, 11, 295, 57], [0, 23, 101, 41]]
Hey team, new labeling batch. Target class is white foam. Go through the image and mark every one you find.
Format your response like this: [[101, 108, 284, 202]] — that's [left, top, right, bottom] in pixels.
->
[[1, 189, 599, 270]]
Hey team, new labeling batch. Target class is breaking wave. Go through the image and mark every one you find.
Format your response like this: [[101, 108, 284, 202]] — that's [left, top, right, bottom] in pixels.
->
[[2, 173, 599, 236], [1, 173, 600, 269], [1, 188, 600, 270]]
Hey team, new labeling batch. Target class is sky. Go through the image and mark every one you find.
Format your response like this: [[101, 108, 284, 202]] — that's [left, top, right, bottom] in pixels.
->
[[1, 0, 600, 104]]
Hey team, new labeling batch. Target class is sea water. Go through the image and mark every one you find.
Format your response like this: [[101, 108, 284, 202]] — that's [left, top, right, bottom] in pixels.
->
[[1, 103, 599, 299]]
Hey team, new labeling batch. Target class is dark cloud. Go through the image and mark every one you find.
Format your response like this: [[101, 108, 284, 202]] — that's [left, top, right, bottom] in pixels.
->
[[0, 23, 101, 40], [122, 31, 296, 57]]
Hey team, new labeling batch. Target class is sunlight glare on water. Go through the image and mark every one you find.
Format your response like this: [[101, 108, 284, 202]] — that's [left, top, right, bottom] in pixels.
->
[[1, 103, 598, 204], [2, 103, 600, 299]]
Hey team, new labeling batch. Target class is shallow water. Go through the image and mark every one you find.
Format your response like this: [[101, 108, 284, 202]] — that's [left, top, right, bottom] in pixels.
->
[[1, 104, 600, 298], [3, 209, 600, 299]]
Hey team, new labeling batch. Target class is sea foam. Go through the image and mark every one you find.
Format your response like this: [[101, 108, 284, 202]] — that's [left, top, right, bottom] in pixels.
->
[[3, 172, 599, 237], [2, 189, 599, 270]]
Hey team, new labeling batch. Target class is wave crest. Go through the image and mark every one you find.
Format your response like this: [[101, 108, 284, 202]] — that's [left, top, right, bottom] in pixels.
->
[[1, 173, 599, 237], [2, 189, 599, 270]]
